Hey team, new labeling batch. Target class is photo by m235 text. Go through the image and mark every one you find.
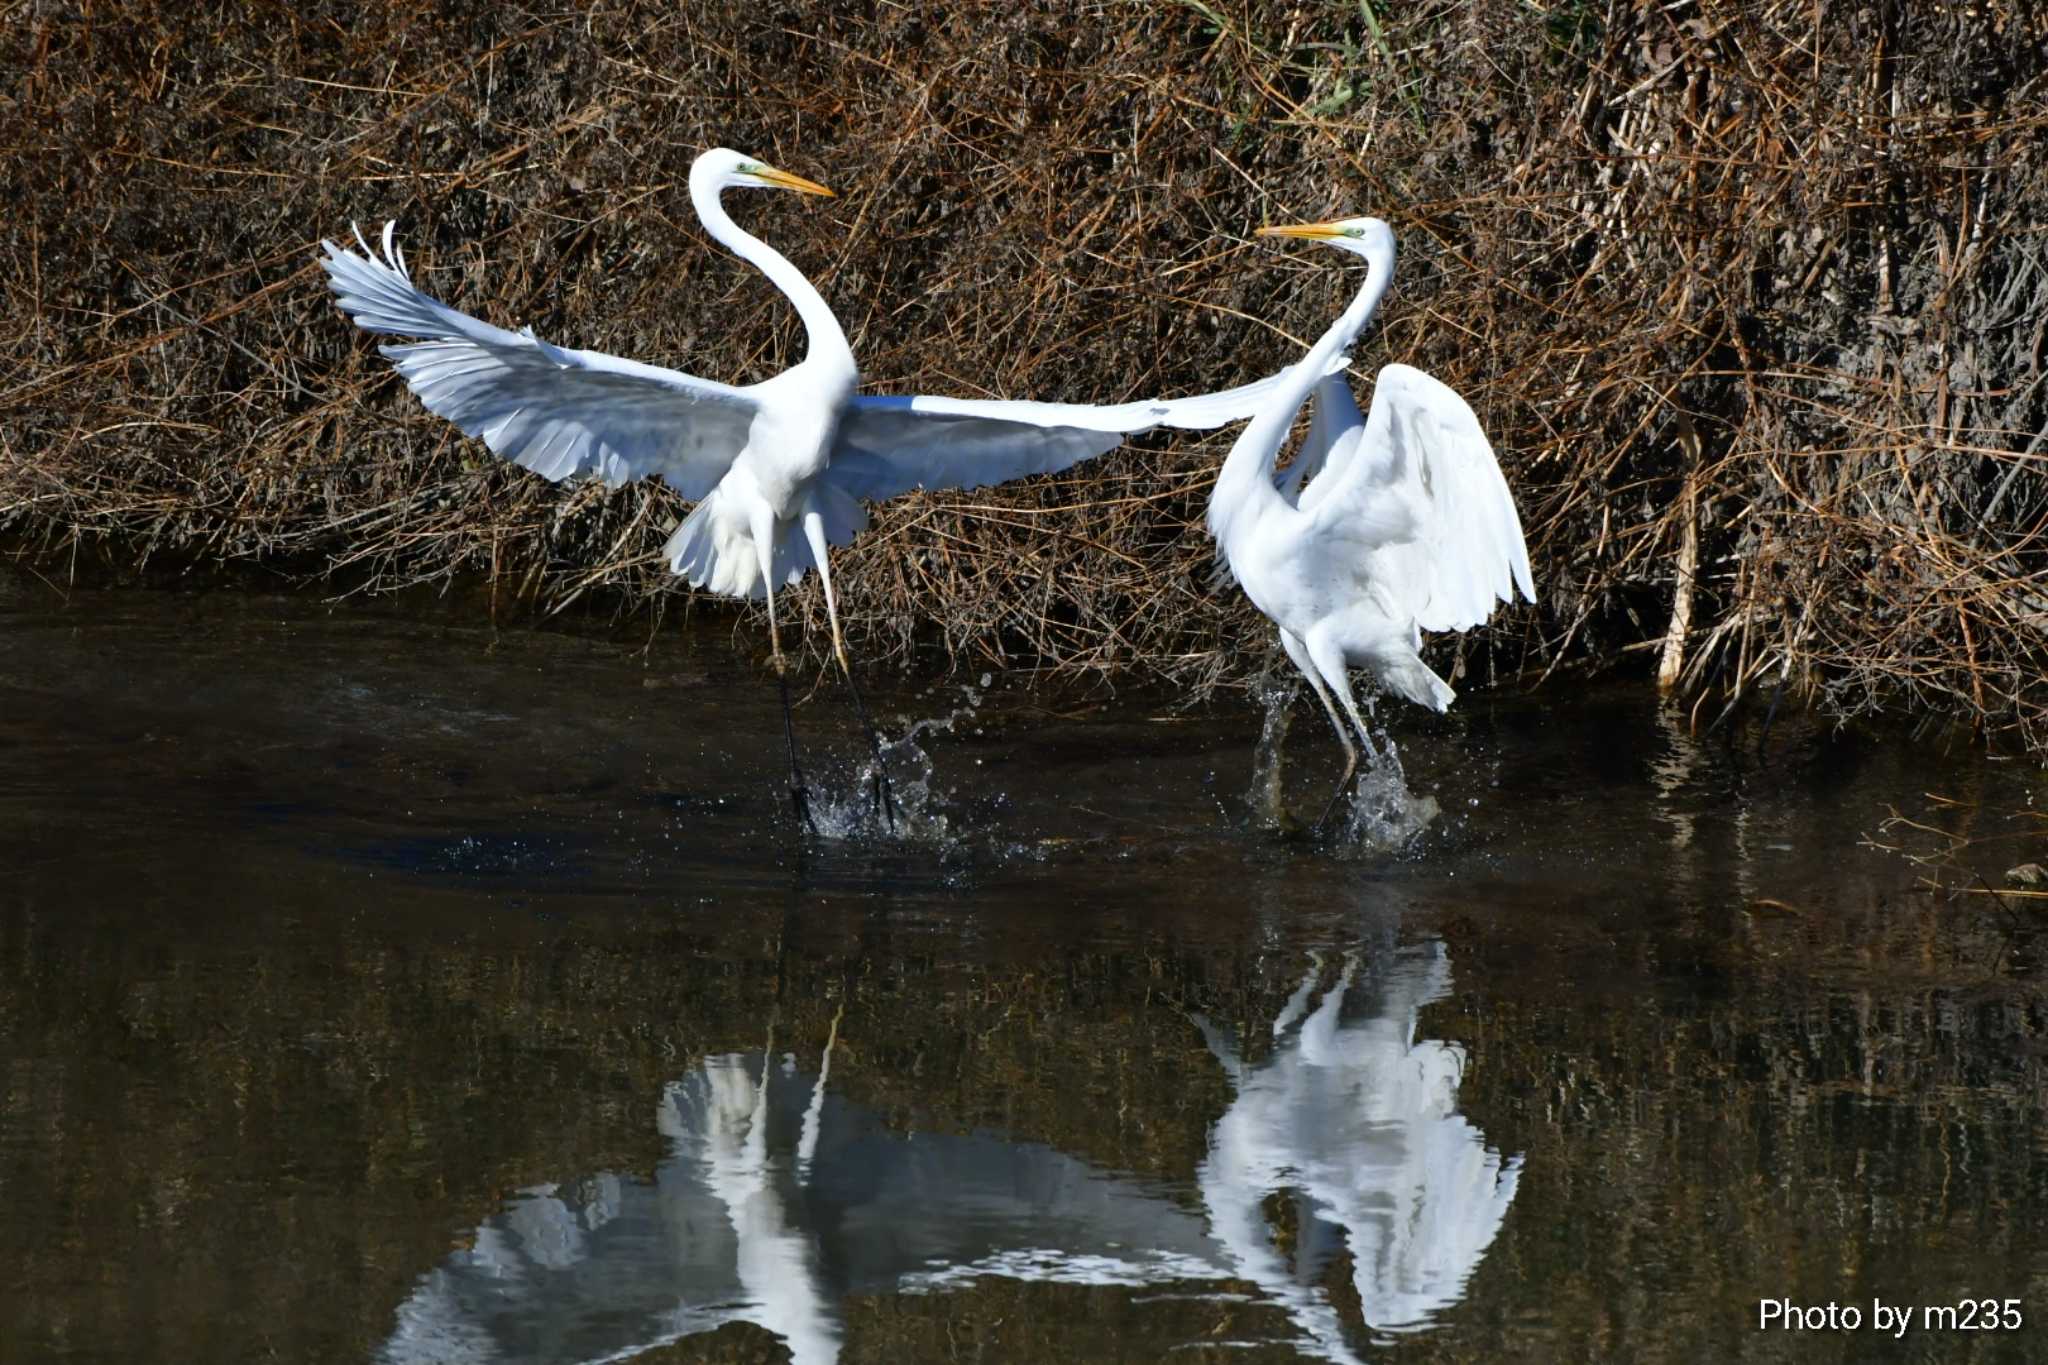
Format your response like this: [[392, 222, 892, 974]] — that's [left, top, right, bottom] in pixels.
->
[[1758, 1299, 2024, 1336]]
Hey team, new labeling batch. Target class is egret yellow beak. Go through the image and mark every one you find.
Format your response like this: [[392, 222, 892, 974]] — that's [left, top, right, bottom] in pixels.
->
[[747, 163, 836, 197], [1256, 221, 1349, 240]]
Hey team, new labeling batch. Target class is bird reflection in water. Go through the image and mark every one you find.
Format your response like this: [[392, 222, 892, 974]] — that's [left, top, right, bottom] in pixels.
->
[[381, 942, 1518, 1364], [1194, 942, 1523, 1358]]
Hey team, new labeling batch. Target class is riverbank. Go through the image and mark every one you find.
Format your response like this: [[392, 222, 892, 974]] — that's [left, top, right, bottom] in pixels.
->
[[5, 1, 2044, 748]]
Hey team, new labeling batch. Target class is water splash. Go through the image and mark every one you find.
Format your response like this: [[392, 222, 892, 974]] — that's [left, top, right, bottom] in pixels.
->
[[1248, 681, 1440, 852], [1247, 674, 1299, 830], [807, 677, 990, 843], [1335, 736, 1441, 854]]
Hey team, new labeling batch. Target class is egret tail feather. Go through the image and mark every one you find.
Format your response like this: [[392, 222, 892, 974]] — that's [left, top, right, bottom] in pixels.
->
[[1380, 655, 1456, 713], [665, 477, 870, 603]]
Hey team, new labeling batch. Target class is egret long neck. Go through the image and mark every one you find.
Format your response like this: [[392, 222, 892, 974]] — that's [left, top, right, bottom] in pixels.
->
[[1210, 240, 1395, 548], [691, 178, 853, 372]]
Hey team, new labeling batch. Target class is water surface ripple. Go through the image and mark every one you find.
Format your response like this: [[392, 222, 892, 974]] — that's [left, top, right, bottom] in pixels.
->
[[3, 579, 2043, 1363]]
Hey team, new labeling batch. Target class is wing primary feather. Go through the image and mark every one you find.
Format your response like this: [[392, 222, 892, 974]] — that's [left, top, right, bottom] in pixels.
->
[[322, 222, 760, 500]]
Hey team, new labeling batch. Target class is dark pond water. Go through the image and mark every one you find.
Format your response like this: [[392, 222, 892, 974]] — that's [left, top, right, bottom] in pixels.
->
[[3, 573, 2045, 1363]]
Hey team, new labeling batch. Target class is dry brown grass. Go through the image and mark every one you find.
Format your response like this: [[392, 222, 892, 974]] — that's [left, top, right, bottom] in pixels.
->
[[4, 1, 2046, 747]]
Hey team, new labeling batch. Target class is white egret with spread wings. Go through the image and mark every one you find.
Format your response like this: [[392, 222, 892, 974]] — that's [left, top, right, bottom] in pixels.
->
[[1207, 218, 1536, 831], [323, 148, 1324, 831]]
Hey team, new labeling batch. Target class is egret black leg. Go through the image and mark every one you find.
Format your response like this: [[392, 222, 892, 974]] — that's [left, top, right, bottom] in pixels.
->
[[756, 524, 817, 837], [1313, 744, 1360, 834], [1304, 632, 1376, 838], [801, 514, 898, 831], [778, 667, 818, 835], [1282, 629, 1357, 835], [838, 659, 898, 831]]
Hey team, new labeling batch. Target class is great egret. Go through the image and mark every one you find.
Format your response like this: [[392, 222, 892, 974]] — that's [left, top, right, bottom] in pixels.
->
[[1207, 218, 1536, 830], [323, 148, 1327, 832]]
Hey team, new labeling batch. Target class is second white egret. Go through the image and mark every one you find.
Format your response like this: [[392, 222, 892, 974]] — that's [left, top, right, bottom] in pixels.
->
[[1207, 218, 1536, 831]]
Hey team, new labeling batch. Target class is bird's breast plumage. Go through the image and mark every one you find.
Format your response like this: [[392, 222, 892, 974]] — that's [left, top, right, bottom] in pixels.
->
[[737, 363, 854, 516]]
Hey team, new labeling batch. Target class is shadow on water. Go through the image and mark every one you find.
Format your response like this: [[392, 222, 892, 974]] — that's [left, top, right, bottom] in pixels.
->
[[4, 575, 2047, 1362]]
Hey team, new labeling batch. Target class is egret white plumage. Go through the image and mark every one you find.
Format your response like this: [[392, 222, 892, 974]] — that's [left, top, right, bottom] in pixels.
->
[[322, 147, 1331, 832], [1207, 217, 1536, 831]]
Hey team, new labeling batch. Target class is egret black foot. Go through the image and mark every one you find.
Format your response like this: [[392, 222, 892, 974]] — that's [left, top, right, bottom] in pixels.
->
[[791, 783, 819, 835], [1312, 786, 1350, 836], [872, 768, 900, 831]]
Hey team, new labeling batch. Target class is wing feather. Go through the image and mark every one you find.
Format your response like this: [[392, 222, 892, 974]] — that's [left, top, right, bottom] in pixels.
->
[[321, 223, 758, 499], [1304, 364, 1535, 631], [827, 354, 1351, 504]]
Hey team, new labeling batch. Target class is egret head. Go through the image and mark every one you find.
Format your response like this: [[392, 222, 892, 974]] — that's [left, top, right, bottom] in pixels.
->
[[1256, 216, 1393, 259], [692, 147, 835, 198]]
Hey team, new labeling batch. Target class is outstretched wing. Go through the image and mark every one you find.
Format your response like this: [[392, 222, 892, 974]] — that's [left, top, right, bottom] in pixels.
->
[[824, 356, 1351, 503], [1302, 363, 1535, 631], [321, 223, 759, 498]]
